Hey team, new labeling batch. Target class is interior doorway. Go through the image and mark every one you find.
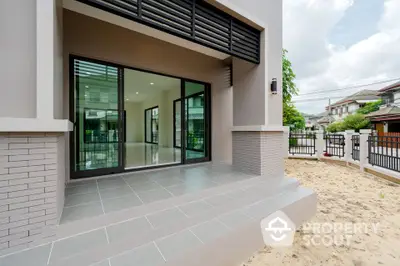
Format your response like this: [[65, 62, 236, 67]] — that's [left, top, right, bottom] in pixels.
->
[[70, 56, 211, 179]]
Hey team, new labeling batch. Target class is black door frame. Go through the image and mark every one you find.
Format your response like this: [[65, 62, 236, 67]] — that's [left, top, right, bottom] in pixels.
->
[[181, 80, 212, 164], [69, 55, 212, 179], [69, 56, 125, 179]]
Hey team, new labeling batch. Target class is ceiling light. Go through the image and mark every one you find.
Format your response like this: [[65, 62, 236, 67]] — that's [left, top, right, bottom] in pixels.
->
[[86, 72, 91, 75], [136, 92, 139, 94], [85, 85, 89, 88], [150, 82, 154, 85], [84, 94, 87, 97], [126, 98, 129, 101]]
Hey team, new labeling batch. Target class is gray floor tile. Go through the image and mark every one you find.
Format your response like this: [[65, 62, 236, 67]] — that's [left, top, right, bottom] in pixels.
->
[[91, 259, 110, 266], [123, 174, 150, 184], [146, 207, 187, 229], [166, 180, 216, 196], [99, 186, 134, 200], [66, 179, 97, 188], [152, 176, 183, 187], [204, 193, 233, 207], [50, 229, 108, 262], [97, 178, 126, 190], [65, 183, 98, 196], [0, 243, 51, 266], [190, 219, 229, 243], [218, 210, 253, 229], [110, 243, 165, 266], [106, 217, 153, 243], [102, 194, 143, 214], [64, 192, 100, 207], [136, 188, 172, 204], [178, 200, 213, 217], [155, 230, 202, 261], [129, 181, 160, 192], [61, 202, 104, 223]]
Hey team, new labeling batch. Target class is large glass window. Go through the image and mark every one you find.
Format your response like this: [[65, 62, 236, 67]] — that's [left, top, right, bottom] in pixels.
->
[[144, 106, 159, 144], [184, 81, 208, 161], [72, 59, 122, 174]]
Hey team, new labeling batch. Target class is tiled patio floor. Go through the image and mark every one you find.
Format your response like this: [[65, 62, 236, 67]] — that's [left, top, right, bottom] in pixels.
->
[[0, 164, 316, 266], [62, 164, 255, 224]]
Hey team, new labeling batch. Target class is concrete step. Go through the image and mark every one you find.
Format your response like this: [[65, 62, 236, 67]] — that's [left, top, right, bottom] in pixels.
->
[[0, 176, 316, 266], [47, 178, 315, 266]]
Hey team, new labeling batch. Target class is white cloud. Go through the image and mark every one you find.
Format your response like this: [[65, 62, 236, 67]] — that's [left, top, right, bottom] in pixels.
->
[[284, 0, 400, 114]]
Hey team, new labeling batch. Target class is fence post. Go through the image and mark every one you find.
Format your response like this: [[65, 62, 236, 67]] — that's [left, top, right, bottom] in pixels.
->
[[283, 127, 289, 158], [359, 129, 372, 172], [316, 130, 325, 160], [344, 130, 355, 164]]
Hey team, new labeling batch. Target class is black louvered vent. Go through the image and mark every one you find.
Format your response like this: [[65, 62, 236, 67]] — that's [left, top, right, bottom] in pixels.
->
[[77, 0, 260, 63]]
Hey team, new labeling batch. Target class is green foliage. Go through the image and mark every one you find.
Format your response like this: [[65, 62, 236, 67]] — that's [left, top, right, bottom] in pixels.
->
[[284, 103, 306, 129], [282, 50, 298, 104], [357, 100, 383, 115], [326, 114, 370, 132], [342, 113, 370, 131], [282, 49, 305, 129], [326, 122, 344, 133]]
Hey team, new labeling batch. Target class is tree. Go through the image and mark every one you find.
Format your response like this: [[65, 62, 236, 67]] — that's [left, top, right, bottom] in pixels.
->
[[284, 103, 306, 129], [357, 100, 382, 115], [326, 113, 370, 132], [282, 50, 305, 129], [342, 113, 371, 131]]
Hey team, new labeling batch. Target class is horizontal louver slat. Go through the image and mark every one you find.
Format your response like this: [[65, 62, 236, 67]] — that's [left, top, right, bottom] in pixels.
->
[[76, 0, 261, 63]]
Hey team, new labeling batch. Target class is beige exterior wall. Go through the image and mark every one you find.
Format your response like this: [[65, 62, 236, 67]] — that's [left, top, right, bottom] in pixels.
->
[[63, 10, 233, 164], [217, 0, 283, 127], [0, 0, 37, 118]]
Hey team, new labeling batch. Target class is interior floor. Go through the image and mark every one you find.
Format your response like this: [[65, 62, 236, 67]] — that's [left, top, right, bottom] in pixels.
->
[[125, 142, 181, 168], [124, 142, 204, 168]]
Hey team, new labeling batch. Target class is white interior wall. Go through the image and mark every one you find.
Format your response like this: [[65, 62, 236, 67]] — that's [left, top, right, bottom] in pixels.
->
[[125, 86, 180, 148]]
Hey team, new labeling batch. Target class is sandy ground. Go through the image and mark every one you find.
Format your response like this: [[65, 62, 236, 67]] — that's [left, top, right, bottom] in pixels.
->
[[243, 159, 400, 266]]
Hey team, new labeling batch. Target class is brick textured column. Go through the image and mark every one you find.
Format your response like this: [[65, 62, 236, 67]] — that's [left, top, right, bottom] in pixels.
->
[[0, 132, 65, 253], [232, 131, 284, 178]]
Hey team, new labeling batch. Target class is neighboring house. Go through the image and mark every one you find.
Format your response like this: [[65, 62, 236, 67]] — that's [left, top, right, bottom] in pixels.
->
[[0, 0, 315, 262], [366, 81, 400, 133], [303, 113, 324, 130], [328, 90, 381, 121]]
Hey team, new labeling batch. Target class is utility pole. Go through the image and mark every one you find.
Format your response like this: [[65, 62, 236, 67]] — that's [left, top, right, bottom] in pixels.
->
[[328, 98, 332, 124]]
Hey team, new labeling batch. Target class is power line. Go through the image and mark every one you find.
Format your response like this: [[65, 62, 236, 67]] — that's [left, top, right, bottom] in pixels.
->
[[293, 95, 349, 103], [294, 77, 400, 97]]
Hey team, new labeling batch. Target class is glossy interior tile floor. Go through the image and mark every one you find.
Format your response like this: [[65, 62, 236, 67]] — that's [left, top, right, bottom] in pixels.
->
[[124, 143, 204, 168], [62, 164, 254, 224]]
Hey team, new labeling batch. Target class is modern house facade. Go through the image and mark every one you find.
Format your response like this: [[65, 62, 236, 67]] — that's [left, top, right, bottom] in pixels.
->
[[0, 0, 316, 263], [367, 81, 400, 133], [328, 90, 380, 121]]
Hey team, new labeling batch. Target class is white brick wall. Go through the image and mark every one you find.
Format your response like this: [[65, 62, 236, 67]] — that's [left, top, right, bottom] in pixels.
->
[[0, 133, 64, 252], [232, 131, 284, 177]]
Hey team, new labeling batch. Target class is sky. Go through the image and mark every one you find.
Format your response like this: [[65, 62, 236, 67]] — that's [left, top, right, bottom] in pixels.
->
[[283, 0, 400, 115]]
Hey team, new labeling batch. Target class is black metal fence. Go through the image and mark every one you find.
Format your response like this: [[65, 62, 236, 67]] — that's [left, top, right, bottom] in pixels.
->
[[352, 135, 360, 161], [368, 135, 400, 172], [289, 131, 316, 156], [324, 134, 345, 158]]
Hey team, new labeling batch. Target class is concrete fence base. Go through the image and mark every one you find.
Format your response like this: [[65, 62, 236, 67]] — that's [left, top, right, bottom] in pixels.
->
[[285, 129, 400, 184]]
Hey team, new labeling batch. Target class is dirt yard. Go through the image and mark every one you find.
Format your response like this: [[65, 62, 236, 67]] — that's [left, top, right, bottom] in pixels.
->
[[244, 159, 400, 266]]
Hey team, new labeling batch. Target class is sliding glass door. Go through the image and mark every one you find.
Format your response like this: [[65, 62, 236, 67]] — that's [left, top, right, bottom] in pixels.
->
[[182, 81, 210, 163], [71, 58, 124, 178]]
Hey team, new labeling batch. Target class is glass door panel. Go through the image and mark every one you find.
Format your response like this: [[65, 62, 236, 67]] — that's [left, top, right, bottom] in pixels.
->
[[183, 81, 209, 162], [72, 59, 123, 177], [174, 99, 181, 148]]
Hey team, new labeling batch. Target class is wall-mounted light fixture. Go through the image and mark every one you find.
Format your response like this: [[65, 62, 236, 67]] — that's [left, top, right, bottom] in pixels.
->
[[271, 78, 278, 94]]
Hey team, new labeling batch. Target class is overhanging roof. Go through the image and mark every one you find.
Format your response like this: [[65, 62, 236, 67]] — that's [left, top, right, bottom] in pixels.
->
[[74, 0, 261, 63]]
